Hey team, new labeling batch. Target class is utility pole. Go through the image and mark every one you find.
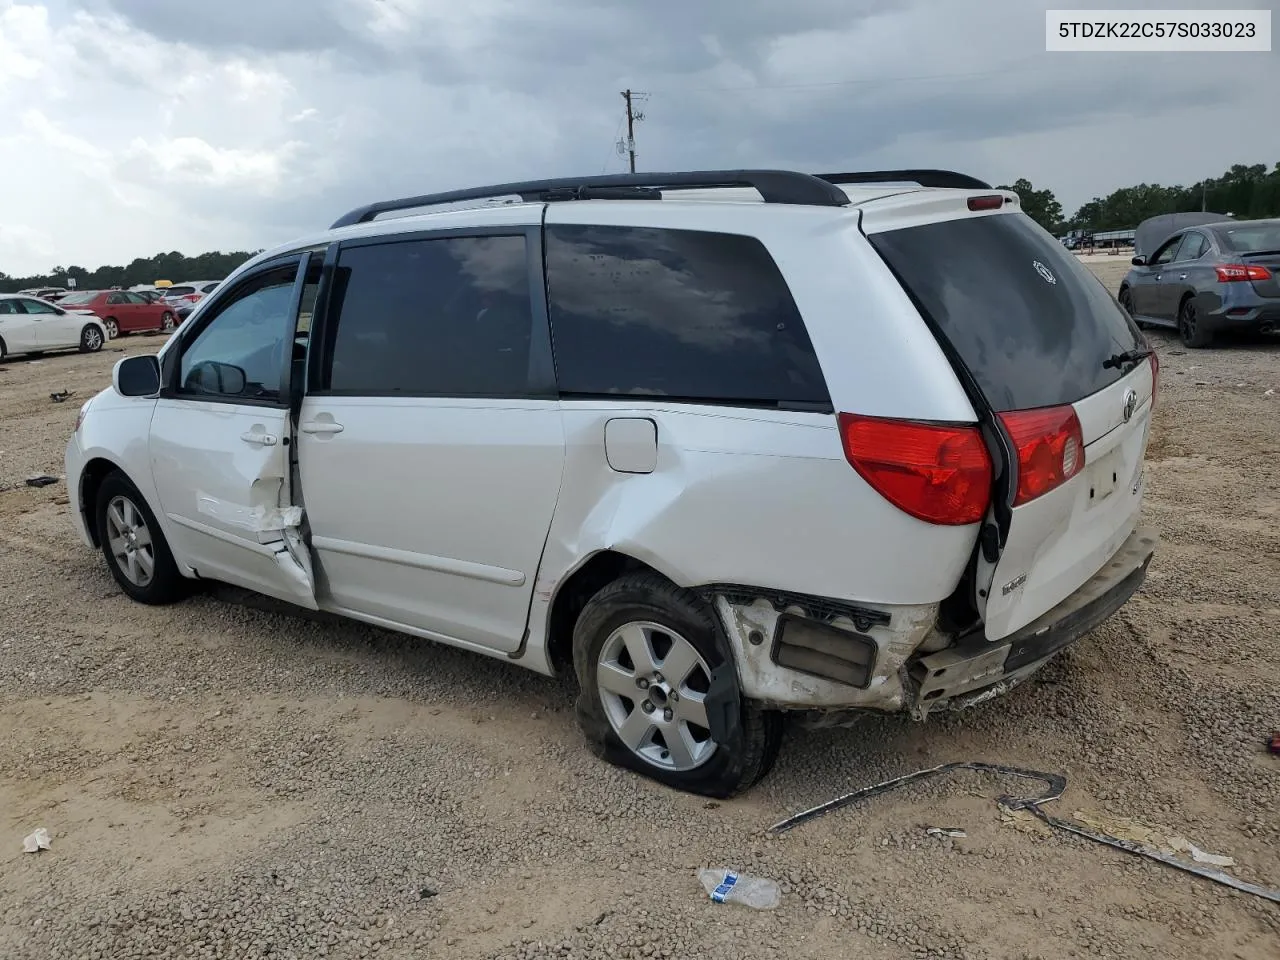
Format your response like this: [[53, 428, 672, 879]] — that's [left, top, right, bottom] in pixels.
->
[[620, 89, 645, 173]]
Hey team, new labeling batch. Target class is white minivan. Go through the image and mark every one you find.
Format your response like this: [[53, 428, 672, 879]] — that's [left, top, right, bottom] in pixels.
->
[[66, 169, 1158, 796]]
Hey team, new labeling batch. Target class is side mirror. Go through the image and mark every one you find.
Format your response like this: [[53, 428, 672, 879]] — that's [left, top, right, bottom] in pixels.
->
[[113, 355, 161, 398], [186, 360, 247, 396], [1131, 255, 1146, 266]]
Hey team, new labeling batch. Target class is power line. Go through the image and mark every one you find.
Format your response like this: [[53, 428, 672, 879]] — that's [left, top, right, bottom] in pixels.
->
[[601, 115, 625, 173]]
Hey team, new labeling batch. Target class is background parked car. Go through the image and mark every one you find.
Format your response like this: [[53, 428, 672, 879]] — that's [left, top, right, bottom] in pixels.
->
[[0, 293, 107, 358], [17, 286, 68, 301], [161, 281, 221, 308], [1119, 216, 1280, 347], [55, 290, 178, 339]]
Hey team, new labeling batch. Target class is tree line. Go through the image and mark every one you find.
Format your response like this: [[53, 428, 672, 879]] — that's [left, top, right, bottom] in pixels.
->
[[0, 250, 260, 295], [999, 160, 1280, 235], [4, 160, 1278, 288]]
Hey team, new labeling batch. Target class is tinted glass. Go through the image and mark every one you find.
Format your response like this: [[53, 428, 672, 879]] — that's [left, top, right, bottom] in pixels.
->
[[1151, 237, 1182, 265], [869, 213, 1143, 412], [20, 299, 58, 314], [322, 235, 533, 396], [545, 225, 829, 408], [58, 292, 98, 305], [0, 300, 18, 315], [178, 264, 298, 401], [1216, 223, 1280, 253], [1176, 232, 1207, 260], [166, 286, 195, 296], [123, 292, 148, 304]]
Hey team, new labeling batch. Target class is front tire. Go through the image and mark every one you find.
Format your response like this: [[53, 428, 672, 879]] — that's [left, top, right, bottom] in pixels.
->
[[102, 317, 119, 339], [572, 572, 782, 798], [1118, 288, 1144, 328], [80, 325, 103, 352], [1178, 297, 1213, 348], [94, 471, 187, 605]]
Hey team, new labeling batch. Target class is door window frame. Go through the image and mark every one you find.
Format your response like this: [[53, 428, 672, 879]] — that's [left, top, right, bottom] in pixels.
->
[[306, 225, 557, 401], [160, 252, 312, 410]]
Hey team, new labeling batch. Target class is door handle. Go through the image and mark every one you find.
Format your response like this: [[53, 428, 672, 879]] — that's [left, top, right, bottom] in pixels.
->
[[300, 420, 344, 435], [1179, 274, 1187, 280], [240, 431, 278, 446]]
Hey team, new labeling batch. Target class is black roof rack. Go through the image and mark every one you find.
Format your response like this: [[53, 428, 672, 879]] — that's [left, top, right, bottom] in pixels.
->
[[329, 169, 851, 228], [816, 169, 992, 190]]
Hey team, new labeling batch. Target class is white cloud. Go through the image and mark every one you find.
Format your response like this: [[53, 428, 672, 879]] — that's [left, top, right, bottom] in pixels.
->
[[0, 0, 1276, 278]]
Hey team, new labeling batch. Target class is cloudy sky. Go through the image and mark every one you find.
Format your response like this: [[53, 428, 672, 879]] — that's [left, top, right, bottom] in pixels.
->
[[0, 0, 1276, 276]]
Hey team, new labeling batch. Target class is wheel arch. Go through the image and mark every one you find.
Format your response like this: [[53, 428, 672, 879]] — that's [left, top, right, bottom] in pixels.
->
[[78, 457, 129, 547], [545, 549, 675, 677]]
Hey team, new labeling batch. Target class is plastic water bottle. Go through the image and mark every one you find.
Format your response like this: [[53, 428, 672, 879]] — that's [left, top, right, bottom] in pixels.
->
[[697, 868, 781, 909]]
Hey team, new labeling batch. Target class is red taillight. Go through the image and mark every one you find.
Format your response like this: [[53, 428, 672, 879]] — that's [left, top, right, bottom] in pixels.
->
[[1215, 264, 1272, 282], [967, 194, 1005, 211], [1149, 352, 1159, 407], [838, 414, 992, 526], [998, 406, 1085, 507]]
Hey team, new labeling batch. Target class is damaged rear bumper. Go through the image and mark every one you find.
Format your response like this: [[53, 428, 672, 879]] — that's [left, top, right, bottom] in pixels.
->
[[908, 525, 1158, 717], [713, 525, 1157, 716]]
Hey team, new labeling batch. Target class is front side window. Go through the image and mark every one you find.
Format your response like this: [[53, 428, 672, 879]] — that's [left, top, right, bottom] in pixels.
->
[[177, 263, 299, 402], [20, 298, 58, 315], [0, 300, 18, 315], [544, 224, 829, 408], [1151, 237, 1182, 265], [319, 234, 534, 396], [1175, 232, 1207, 260]]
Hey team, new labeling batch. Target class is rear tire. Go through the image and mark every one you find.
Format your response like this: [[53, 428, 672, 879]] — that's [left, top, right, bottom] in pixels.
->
[[572, 571, 782, 798], [102, 317, 119, 339], [160, 311, 176, 332], [1178, 297, 1213, 348], [94, 471, 188, 605], [79, 325, 103, 353]]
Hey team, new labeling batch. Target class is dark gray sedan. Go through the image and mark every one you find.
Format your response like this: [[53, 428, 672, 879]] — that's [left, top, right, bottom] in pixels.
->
[[1118, 218, 1280, 348]]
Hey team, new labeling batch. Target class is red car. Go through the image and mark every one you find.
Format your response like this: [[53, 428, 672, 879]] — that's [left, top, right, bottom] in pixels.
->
[[54, 290, 178, 339]]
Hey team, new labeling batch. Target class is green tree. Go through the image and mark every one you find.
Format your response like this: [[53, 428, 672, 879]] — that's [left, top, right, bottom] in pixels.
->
[[998, 178, 1064, 232]]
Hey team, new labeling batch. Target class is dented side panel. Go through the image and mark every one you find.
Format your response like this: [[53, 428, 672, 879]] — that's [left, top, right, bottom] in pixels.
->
[[147, 398, 318, 609], [517, 403, 977, 690]]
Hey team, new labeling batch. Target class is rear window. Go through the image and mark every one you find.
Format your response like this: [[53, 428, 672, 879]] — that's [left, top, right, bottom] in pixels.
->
[[166, 286, 195, 296], [58, 292, 98, 305], [868, 212, 1143, 412], [545, 224, 830, 409], [1216, 224, 1280, 254]]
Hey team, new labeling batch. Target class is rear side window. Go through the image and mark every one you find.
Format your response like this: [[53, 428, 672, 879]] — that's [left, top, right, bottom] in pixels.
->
[[545, 225, 830, 409], [318, 235, 534, 397], [868, 213, 1143, 412]]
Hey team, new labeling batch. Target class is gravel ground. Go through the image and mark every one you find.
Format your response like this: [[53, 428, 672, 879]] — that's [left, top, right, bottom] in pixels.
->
[[2, 272, 1278, 960]]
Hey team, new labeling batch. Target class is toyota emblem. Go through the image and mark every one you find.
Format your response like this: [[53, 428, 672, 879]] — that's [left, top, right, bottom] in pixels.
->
[[1122, 388, 1138, 423]]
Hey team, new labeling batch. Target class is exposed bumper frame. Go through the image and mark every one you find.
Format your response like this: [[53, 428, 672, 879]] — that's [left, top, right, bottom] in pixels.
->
[[908, 525, 1158, 717]]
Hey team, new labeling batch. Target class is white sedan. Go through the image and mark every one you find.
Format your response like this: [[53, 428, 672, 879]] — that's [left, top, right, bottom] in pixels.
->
[[0, 294, 108, 359]]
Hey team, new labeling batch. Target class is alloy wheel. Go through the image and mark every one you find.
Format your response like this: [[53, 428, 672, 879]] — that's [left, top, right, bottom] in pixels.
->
[[105, 495, 155, 588], [596, 621, 717, 771]]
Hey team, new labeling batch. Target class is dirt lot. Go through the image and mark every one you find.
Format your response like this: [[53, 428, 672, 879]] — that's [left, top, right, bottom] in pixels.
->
[[2, 267, 1278, 960]]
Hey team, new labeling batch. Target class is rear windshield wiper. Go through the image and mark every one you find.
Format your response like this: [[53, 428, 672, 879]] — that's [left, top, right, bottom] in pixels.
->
[[1103, 347, 1154, 370]]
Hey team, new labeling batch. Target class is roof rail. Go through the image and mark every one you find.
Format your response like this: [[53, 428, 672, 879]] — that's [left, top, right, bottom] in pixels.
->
[[816, 169, 992, 191], [329, 169, 852, 228]]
